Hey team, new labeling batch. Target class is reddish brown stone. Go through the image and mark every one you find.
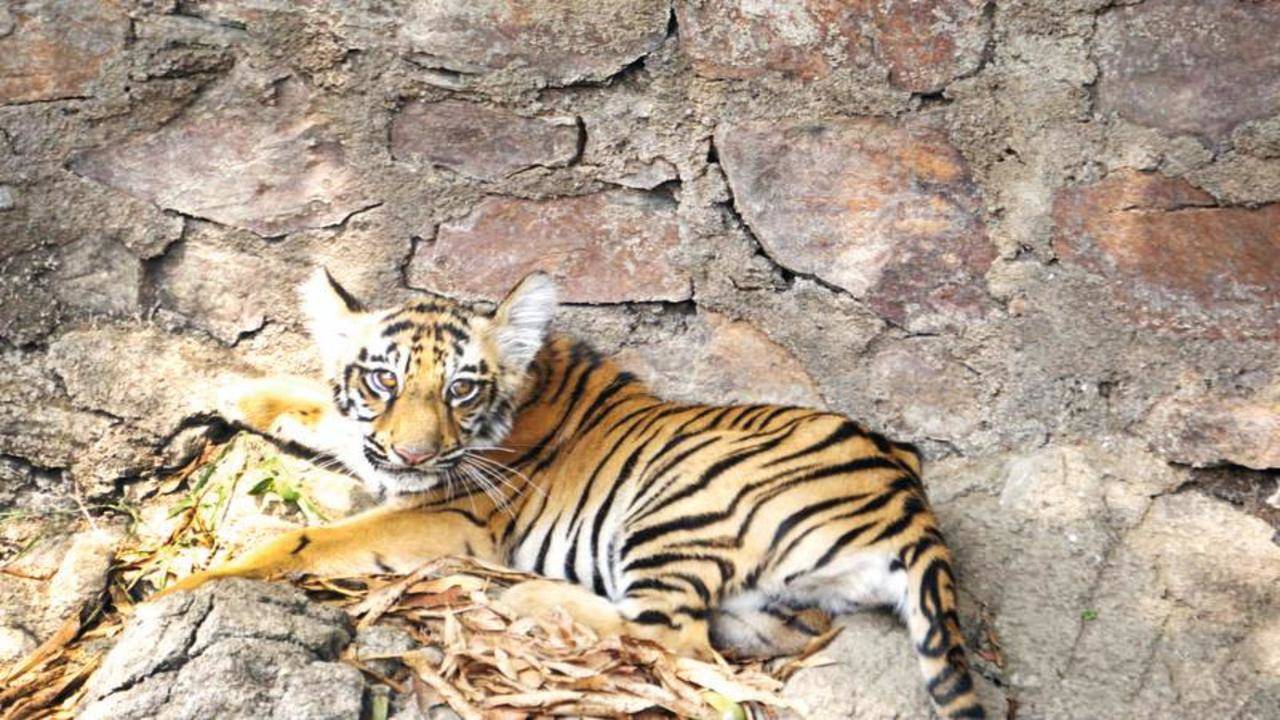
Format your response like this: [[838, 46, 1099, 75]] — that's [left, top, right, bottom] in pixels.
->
[[408, 190, 689, 304], [69, 76, 375, 237], [1052, 170, 1280, 339], [1096, 0, 1280, 139], [874, 0, 988, 94], [0, 0, 128, 104], [677, 0, 986, 91], [399, 0, 670, 85], [716, 118, 995, 331], [390, 100, 579, 181]]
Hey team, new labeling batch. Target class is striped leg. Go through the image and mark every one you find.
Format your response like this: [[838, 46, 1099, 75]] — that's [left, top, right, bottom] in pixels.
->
[[900, 537, 985, 720]]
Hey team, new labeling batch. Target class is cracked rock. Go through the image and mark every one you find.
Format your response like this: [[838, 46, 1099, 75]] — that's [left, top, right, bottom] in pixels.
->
[[408, 189, 690, 303], [1052, 169, 1280, 340], [68, 69, 376, 237], [398, 0, 670, 86], [152, 212, 408, 345], [615, 310, 825, 408], [81, 579, 363, 720], [391, 99, 579, 181], [716, 117, 996, 332]]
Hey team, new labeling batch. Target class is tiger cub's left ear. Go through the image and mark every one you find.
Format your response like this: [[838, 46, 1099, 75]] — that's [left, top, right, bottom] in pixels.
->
[[493, 272, 558, 369]]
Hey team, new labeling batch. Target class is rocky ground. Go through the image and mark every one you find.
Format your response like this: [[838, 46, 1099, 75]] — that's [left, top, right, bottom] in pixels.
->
[[2, 0, 1279, 718]]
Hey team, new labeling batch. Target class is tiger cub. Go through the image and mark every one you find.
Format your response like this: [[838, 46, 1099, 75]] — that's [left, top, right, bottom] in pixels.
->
[[167, 269, 985, 719]]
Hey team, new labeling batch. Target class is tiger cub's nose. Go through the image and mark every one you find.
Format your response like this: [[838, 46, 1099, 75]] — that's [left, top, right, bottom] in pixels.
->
[[393, 446, 436, 466]]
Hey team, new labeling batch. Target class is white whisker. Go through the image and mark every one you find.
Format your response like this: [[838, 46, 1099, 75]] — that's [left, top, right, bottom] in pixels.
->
[[465, 451, 545, 498]]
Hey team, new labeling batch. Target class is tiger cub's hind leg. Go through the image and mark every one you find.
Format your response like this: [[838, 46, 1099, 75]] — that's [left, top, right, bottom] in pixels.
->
[[709, 590, 832, 660], [782, 541, 986, 720]]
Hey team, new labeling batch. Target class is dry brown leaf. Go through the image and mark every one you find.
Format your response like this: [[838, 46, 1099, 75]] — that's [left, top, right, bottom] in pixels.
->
[[482, 689, 582, 708], [402, 650, 485, 720]]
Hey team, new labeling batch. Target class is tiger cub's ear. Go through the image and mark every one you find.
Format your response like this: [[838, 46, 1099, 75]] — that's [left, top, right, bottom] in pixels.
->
[[493, 272, 558, 369], [299, 267, 366, 374]]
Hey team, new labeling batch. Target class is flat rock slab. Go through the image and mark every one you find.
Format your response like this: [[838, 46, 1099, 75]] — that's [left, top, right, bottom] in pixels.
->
[[0, 0, 129, 103], [717, 118, 995, 332], [399, 0, 670, 85], [1095, 0, 1280, 140], [68, 72, 376, 237], [408, 189, 690, 304], [391, 99, 579, 181], [1143, 383, 1280, 471], [1052, 169, 1280, 340], [677, 0, 987, 91], [81, 579, 363, 720]]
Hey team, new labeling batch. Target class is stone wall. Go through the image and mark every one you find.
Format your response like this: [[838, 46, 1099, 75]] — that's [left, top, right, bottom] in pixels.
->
[[2, 1, 1279, 717]]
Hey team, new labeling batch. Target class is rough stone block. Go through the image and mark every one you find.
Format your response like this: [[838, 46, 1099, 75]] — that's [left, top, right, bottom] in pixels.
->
[[0, 0, 128, 104], [68, 73, 376, 237], [1095, 0, 1280, 140], [1052, 169, 1280, 340], [391, 99, 579, 181], [409, 189, 690, 304], [399, 0, 670, 85], [716, 117, 995, 331], [678, 0, 986, 91]]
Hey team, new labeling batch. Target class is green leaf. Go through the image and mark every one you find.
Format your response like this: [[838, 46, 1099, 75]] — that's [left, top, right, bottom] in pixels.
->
[[1081, 609, 1099, 621], [167, 496, 194, 518], [247, 477, 275, 496]]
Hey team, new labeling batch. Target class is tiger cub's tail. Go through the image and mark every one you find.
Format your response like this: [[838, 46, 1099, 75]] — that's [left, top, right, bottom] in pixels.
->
[[901, 534, 986, 719]]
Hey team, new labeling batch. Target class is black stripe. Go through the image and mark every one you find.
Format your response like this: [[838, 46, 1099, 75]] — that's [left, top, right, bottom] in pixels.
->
[[372, 552, 395, 573], [627, 577, 684, 594], [927, 663, 974, 705], [668, 572, 711, 603], [804, 520, 878, 575], [381, 320, 414, 336], [747, 404, 788, 425], [866, 495, 926, 545], [630, 610, 677, 627], [761, 420, 862, 468], [561, 403, 668, 577], [624, 552, 735, 583], [767, 491, 873, 550], [636, 430, 796, 522], [532, 511, 562, 575], [325, 269, 364, 311], [632, 434, 718, 501]]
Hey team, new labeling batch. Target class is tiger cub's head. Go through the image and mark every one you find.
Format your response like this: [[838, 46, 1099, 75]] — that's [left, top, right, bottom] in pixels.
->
[[300, 268, 557, 496]]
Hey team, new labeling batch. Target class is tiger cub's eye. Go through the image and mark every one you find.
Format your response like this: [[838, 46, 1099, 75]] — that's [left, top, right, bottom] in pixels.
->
[[447, 378, 479, 404], [366, 369, 399, 394]]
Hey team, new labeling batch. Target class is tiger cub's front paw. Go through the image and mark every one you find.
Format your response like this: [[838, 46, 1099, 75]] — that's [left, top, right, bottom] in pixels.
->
[[215, 375, 332, 437]]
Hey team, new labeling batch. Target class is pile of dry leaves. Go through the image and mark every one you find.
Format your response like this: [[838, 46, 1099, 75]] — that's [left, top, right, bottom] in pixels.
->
[[301, 556, 836, 719], [1, 439, 837, 719]]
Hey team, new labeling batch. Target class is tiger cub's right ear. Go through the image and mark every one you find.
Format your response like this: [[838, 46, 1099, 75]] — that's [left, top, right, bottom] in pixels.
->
[[299, 268, 366, 373]]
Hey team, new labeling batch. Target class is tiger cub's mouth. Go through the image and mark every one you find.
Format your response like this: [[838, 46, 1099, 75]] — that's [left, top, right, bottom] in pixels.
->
[[372, 448, 466, 475]]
